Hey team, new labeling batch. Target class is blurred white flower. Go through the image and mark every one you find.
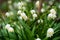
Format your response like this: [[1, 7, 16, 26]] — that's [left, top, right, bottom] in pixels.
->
[[8, 5, 13, 10], [8, 0, 12, 4], [19, 16, 23, 20], [40, 19, 43, 23], [50, 9, 56, 14], [8, 27, 14, 32], [49, 1, 53, 5], [33, 13, 37, 19], [35, 1, 39, 8], [48, 13, 56, 20], [58, 5, 60, 9], [47, 28, 54, 37], [41, 8, 45, 13], [35, 38, 41, 40], [37, 20, 40, 23], [5, 24, 14, 32], [5, 12, 10, 17], [17, 10, 22, 15], [10, 11, 14, 15], [13, 2, 18, 8], [25, 0, 30, 2], [30, 10, 36, 14], [5, 24, 10, 29], [22, 7, 26, 10], [20, 12, 28, 21], [37, 19, 43, 23], [17, 2, 26, 9]]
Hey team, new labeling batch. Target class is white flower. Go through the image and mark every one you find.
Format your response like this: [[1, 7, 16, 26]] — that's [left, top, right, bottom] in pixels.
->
[[33, 14, 37, 19], [5, 24, 10, 29], [8, 0, 12, 4], [47, 28, 54, 37], [50, 9, 56, 14], [35, 38, 41, 40], [35, 1, 39, 8], [17, 10, 22, 15], [10, 11, 14, 15], [25, 0, 30, 2], [20, 12, 28, 21], [48, 13, 56, 20], [58, 5, 60, 9], [49, 1, 53, 5], [19, 16, 23, 20], [37, 20, 40, 23], [30, 10, 36, 14], [13, 2, 18, 8], [37, 19, 43, 23], [41, 8, 45, 13], [40, 19, 43, 23], [5, 24, 14, 32], [5, 12, 10, 17], [8, 27, 14, 32]]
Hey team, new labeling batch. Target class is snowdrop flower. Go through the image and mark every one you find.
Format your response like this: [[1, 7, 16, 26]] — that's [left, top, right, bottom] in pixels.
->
[[5, 24, 14, 32], [20, 12, 28, 21], [25, 0, 30, 2], [48, 13, 56, 20], [47, 28, 54, 37], [8, 0, 12, 4], [41, 8, 45, 13], [33, 13, 37, 19], [49, 1, 53, 5], [8, 27, 14, 32], [37, 20, 40, 23], [35, 1, 39, 8], [58, 5, 60, 9], [10, 11, 14, 15], [40, 19, 43, 23], [18, 16, 23, 20], [30, 10, 36, 14], [35, 38, 41, 40], [17, 10, 22, 15], [50, 9, 56, 14], [5, 24, 10, 29], [22, 7, 26, 10], [5, 12, 10, 17], [37, 19, 43, 23], [13, 2, 18, 8]]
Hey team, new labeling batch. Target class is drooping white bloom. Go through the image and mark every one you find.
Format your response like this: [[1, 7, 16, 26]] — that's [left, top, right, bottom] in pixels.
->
[[20, 12, 28, 21], [37, 20, 40, 23], [13, 2, 18, 8], [5, 24, 10, 29], [50, 9, 56, 14], [5, 24, 14, 32], [5, 12, 10, 17], [48, 13, 56, 20], [35, 38, 41, 40], [17, 2, 26, 9], [58, 5, 60, 9], [33, 13, 37, 19], [37, 19, 43, 23], [41, 8, 45, 13], [47, 28, 54, 37], [49, 1, 53, 5], [8, 0, 12, 4], [17, 10, 22, 15], [19, 16, 23, 20], [40, 19, 43, 23], [10, 11, 14, 15], [30, 10, 36, 14], [8, 27, 14, 32], [35, 1, 39, 8]]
